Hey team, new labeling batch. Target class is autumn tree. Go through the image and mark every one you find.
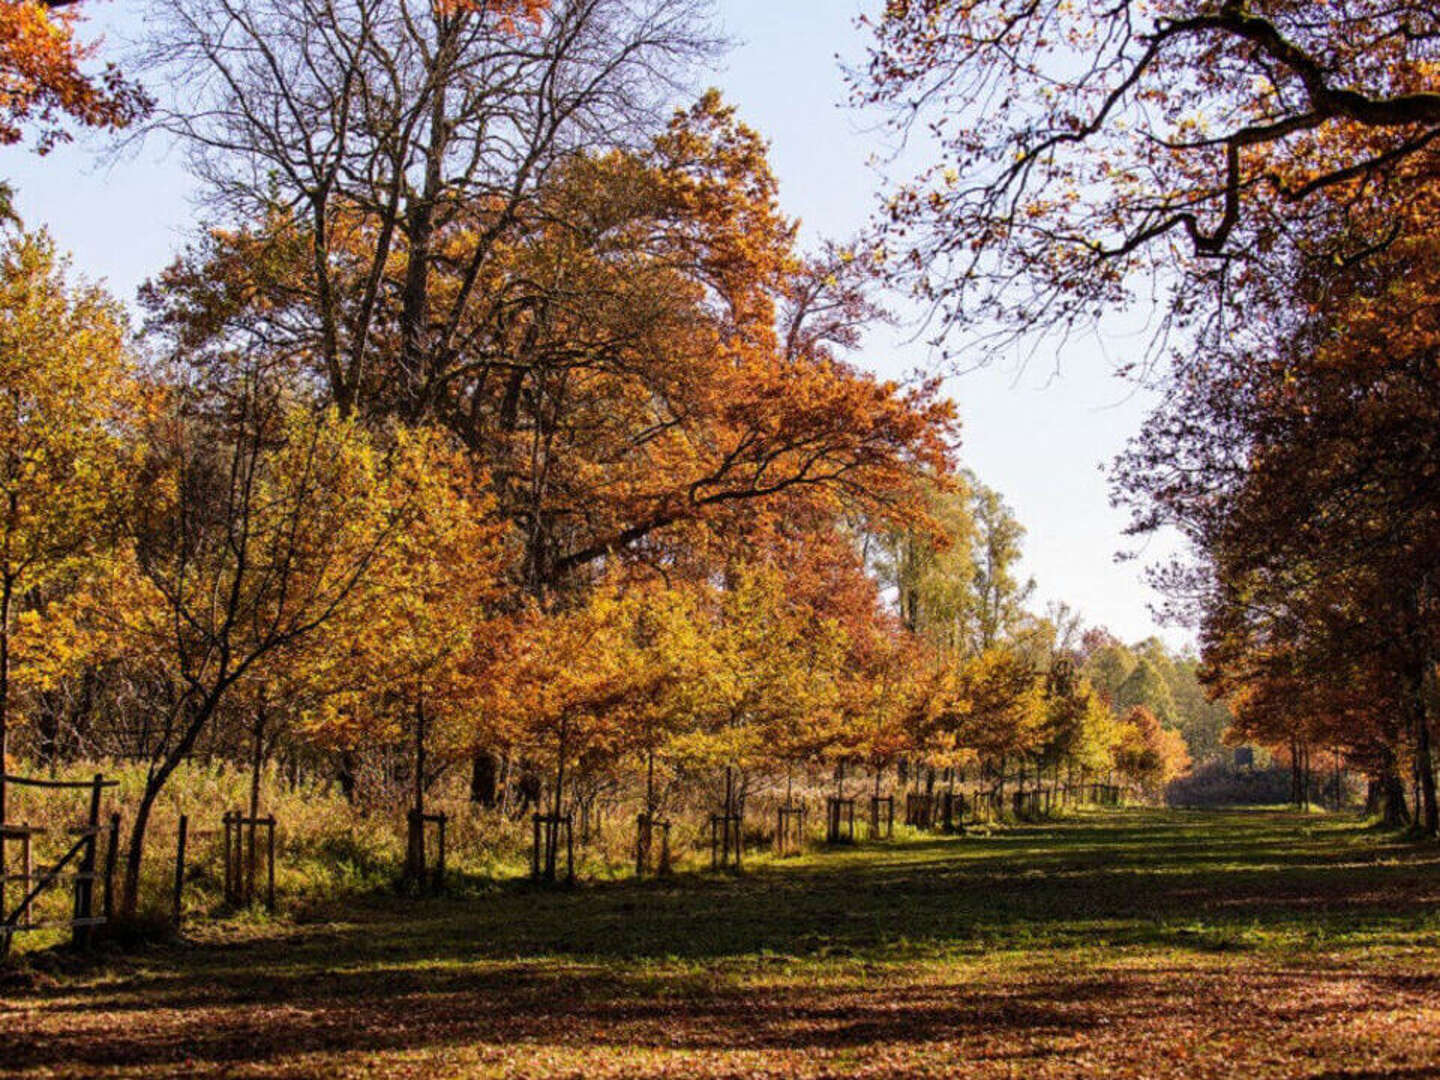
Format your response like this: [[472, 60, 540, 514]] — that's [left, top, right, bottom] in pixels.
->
[[1114, 705, 1191, 802], [876, 476, 976, 647], [856, 0, 1440, 353], [673, 563, 849, 802], [1115, 156, 1440, 830], [276, 425, 508, 878], [874, 470, 1032, 658], [496, 587, 670, 878], [139, 0, 718, 420], [91, 385, 420, 914], [916, 645, 1045, 791], [1113, 659, 1179, 729], [970, 482, 1034, 652], [0, 1, 147, 153], [0, 231, 142, 827], [145, 90, 959, 608], [1041, 680, 1117, 789], [139, 0, 963, 826]]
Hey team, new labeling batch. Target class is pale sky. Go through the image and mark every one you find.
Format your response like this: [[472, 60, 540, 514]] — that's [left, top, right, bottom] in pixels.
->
[[7, 0, 1190, 650]]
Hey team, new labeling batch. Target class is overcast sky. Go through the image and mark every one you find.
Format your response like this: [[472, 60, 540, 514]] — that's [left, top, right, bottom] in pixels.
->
[[7, 0, 1192, 650]]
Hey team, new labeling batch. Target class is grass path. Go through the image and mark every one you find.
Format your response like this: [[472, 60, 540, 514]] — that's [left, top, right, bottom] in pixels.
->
[[4, 809, 1440, 1078]]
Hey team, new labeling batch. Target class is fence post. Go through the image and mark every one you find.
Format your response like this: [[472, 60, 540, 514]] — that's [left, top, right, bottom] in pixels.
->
[[246, 813, 258, 906], [221, 812, 231, 904], [636, 813, 648, 878], [435, 813, 446, 893], [72, 773, 103, 949], [265, 818, 276, 912], [173, 814, 188, 931], [229, 808, 243, 904], [20, 825, 32, 928]]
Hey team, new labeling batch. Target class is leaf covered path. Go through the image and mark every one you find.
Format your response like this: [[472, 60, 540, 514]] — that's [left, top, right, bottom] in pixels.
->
[[5, 810, 1440, 1078]]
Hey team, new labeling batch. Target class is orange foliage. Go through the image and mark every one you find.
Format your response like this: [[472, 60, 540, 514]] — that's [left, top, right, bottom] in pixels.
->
[[1114, 706, 1191, 801], [0, 0, 147, 151]]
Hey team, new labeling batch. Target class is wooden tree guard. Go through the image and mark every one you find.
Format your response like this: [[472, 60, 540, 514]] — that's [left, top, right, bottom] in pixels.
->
[[710, 813, 743, 871], [172, 814, 188, 930], [825, 797, 855, 844], [774, 802, 806, 857], [1013, 787, 1057, 820], [905, 792, 935, 829], [869, 795, 894, 840], [579, 800, 601, 845], [1, 772, 117, 956], [222, 810, 277, 911], [405, 809, 447, 893], [1080, 783, 1120, 807], [635, 813, 672, 879], [939, 791, 966, 833], [532, 813, 574, 884], [710, 766, 744, 872]]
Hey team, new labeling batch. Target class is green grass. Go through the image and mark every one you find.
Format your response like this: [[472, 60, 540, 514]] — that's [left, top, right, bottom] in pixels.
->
[[4, 808, 1440, 1078]]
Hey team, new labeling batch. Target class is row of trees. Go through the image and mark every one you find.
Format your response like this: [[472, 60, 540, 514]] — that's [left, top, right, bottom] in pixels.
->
[[859, 1, 1439, 825], [1, 221, 1188, 895], [1115, 159, 1440, 827], [0, 0, 1194, 919]]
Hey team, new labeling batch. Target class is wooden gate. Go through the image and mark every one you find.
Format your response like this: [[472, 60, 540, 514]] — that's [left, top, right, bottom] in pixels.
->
[[1, 772, 119, 957]]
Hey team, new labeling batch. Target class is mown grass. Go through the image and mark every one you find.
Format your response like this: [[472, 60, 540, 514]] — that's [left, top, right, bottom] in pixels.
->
[[4, 808, 1440, 1078]]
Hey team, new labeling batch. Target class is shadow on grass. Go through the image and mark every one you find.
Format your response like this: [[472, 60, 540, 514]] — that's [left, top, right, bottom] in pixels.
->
[[3, 809, 1439, 1076]]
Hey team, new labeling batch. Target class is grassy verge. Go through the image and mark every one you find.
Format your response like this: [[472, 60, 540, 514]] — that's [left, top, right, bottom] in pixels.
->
[[3, 808, 1439, 1078]]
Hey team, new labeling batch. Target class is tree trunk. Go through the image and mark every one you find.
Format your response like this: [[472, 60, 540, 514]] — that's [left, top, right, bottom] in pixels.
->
[[397, 63, 449, 420], [1420, 658, 1440, 836], [121, 783, 159, 919], [1296, 743, 1307, 812], [1301, 742, 1312, 810], [1379, 757, 1411, 828], [408, 694, 427, 882], [121, 697, 208, 918], [337, 750, 358, 803], [0, 573, 10, 910], [247, 700, 266, 903], [470, 750, 498, 807], [0, 573, 12, 830]]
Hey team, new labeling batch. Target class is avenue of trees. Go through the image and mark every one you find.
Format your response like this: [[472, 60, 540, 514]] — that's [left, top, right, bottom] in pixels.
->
[[0, 0, 1202, 921], [863, 1, 1440, 828]]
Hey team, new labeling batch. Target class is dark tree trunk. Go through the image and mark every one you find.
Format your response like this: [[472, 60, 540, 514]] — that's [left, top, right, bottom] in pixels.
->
[[407, 695, 427, 882], [122, 694, 218, 918], [1419, 660, 1440, 836], [1379, 760, 1412, 828], [337, 750, 358, 803], [1, 573, 12, 831], [470, 750, 499, 807], [247, 700, 266, 903]]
